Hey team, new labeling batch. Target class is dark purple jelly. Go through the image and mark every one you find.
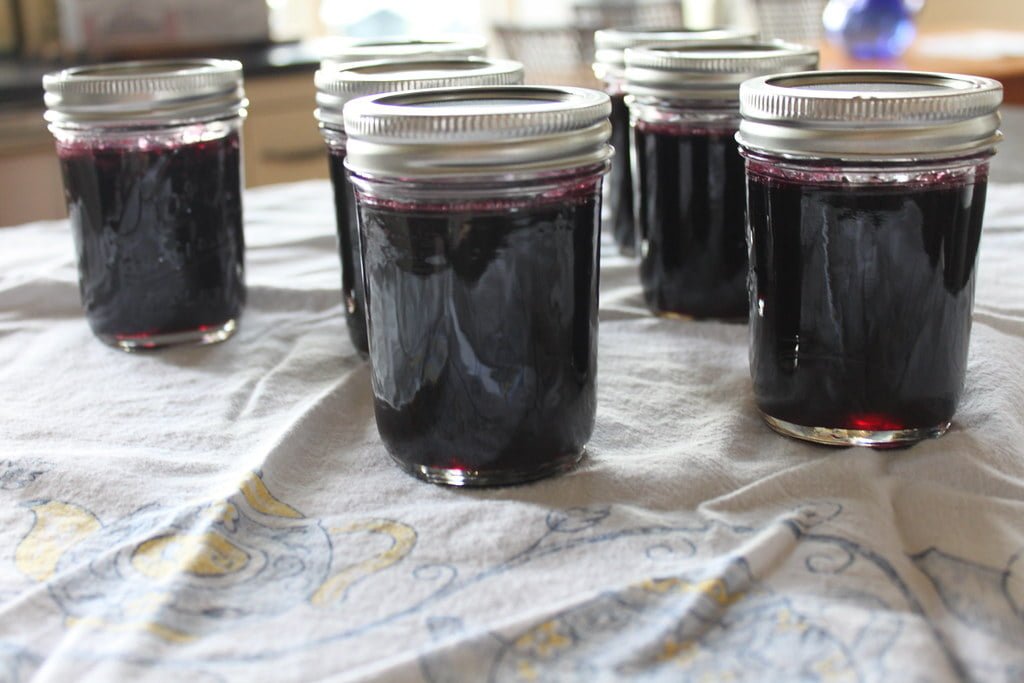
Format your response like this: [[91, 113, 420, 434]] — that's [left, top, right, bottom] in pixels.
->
[[57, 133, 244, 345], [746, 163, 986, 432], [607, 93, 635, 255], [633, 120, 747, 319], [357, 182, 600, 482], [328, 148, 369, 354]]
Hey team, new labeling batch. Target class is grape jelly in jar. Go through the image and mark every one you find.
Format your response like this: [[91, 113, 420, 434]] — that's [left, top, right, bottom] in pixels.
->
[[44, 59, 247, 350], [738, 70, 1003, 447], [315, 57, 523, 355], [592, 27, 755, 256], [344, 86, 612, 486], [624, 41, 818, 319]]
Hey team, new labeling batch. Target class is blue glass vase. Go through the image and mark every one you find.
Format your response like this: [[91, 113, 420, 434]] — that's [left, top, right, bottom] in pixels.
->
[[823, 0, 920, 59]]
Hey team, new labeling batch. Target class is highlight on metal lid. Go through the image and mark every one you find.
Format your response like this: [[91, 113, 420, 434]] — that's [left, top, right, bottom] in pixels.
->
[[737, 70, 1004, 159], [594, 27, 757, 77], [343, 85, 612, 177], [43, 59, 246, 127], [623, 41, 820, 100], [315, 57, 524, 128], [319, 36, 488, 71]]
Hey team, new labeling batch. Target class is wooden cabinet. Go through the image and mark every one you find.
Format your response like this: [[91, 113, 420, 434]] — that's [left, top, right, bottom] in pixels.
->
[[0, 107, 65, 226], [818, 32, 1024, 106], [0, 68, 327, 227], [243, 70, 328, 187]]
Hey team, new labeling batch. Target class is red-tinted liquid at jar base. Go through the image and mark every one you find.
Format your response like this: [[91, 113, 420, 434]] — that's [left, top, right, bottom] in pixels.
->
[[633, 121, 748, 319], [58, 133, 245, 345], [746, 166, 986, 434], [607, 93, 635, 255], [358, 186, 600, 483], [327, 149, 369, 355]]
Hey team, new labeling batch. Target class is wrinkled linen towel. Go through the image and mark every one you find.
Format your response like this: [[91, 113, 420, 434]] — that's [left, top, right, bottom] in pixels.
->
[[0, 180, 1022, 682]]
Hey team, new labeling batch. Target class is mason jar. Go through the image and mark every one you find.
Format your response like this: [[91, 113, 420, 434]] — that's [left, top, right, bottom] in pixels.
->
[[592, 27, 755, 256], [314, 57, 524, 356], [623, 41, 818, 319], [344, 86, 612, 486], [43, 59, 247, 350], [737, 70, 1003, 447]]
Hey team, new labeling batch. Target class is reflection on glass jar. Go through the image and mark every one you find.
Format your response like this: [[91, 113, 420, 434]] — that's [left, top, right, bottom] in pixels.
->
[[344, 86, 612, 486]]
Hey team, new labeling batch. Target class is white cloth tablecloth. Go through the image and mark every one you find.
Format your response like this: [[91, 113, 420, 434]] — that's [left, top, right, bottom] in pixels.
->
[[1, 179, 1023, 683]]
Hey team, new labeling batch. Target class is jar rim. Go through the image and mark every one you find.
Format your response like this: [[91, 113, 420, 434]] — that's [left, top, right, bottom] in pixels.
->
[[43, 58, 246, 128], [593, 27, 756, 78], [348, 161, 608, 209], [343, 85, 613, 177], [314, 57, 524, 128], [344, 85, 610, 140], [318, 36, 488, 71], [737, 69, 1003, 158], [622, 40, 819, 100]]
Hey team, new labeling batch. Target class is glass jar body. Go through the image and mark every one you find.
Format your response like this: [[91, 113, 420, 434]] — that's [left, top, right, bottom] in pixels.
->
[[599, 75, 636, 256], [349, 164, 607, 486], [742, 149, 991, 446], [321, 126, 368, 355], [52, 117, 245, 350], [630, 98, 747, 319]]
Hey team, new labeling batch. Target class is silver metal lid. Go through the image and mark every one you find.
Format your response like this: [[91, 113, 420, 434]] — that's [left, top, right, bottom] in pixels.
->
[[319, 36, 488, 71], [344, 85, 612, 177], [623, 41, 819, 100], [43, 59, 246, 128], [593, 27, 756, 79], [315, 57, 524, 128], [737, 70, 1003, 159]]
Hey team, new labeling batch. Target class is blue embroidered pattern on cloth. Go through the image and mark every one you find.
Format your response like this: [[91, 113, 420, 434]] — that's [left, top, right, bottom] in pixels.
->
[[0, 180, 1022, 682]]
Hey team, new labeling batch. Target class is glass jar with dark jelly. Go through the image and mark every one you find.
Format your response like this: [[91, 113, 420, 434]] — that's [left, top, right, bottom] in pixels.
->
[[592, 27, 755, 256], [343, 86, 612, 486], [737, 70, 1003, 447], [623, 42, 818, 319], [314, 57, 523, 356], [43, 60, 247, 350]]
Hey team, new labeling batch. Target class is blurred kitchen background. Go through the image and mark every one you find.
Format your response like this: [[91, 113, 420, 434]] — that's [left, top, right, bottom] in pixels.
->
[[1, 0, 1023, 225]]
